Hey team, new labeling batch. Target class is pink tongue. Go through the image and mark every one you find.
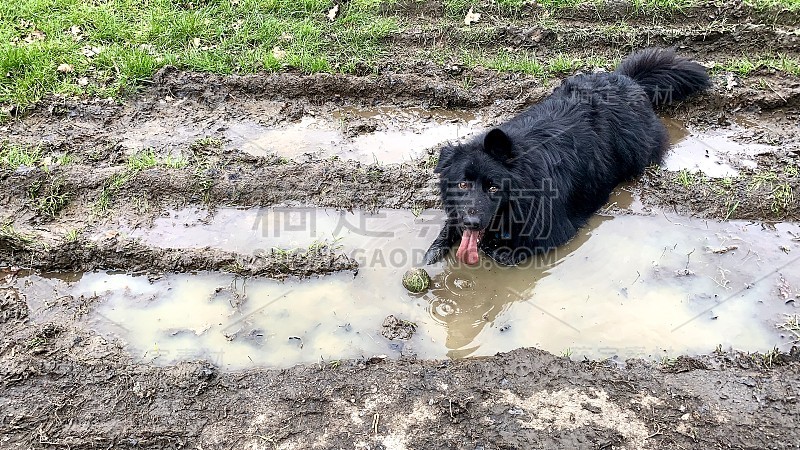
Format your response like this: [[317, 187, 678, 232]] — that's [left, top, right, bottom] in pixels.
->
[[456, 229, 480, 265]]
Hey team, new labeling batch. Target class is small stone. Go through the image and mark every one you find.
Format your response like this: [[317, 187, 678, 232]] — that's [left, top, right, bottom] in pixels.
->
[[402, 268, 431, 293]]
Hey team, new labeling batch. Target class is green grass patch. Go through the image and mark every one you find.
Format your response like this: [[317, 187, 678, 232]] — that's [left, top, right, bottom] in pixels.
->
[[28, 176, 71, 217], [3, 0, 798, 113], [460, 49, 614, 78], [675, 169, 697, 188], [548, 53, 582, 74], [95, 148, 188, 212], [0, 142, 42, 168], [1, 0, 398, 112], [128, 148, 189, 170], [714, 55, 800, 76], [746, 0, 800, 11], [64, 228, 80, 242], [127, 149, 159, 171], [771, 182, 794, 214], [0, 222, 36, 246], [480, 50, 546, 77]]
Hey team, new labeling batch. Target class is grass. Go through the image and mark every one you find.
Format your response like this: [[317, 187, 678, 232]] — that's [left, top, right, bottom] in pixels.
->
[[127, 149, 159, 171], [747, 0, 800, 11], [480, 50, 546, 77], [28, 176, 71, 217], [771, 182, 794, 214], [54, 152, 73, 166], [3, 0, 799, 114], [0, 222, 36, 247], [715, 55, 800, 76], [64, 228, 80, 242], [94, 148, 191, 212], [676, 169, 696, 188], [1, 0, 399, 112], [458, 49, 615, 78], [95, 171, 130, 212], [0, 142, 42, 168], [127, 148, 189, 171], [548, 54, 582, 74]]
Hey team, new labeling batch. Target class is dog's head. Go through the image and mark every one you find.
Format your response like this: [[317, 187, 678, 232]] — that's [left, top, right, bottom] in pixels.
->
[[434, 128, 518, 264]]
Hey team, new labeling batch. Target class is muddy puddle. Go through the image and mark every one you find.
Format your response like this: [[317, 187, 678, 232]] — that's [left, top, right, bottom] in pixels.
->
[[108, 88, 786, 171], [225, 107, 481, 164], [116, 101, 776, 172], [19, 204, 800, 369], [661, 118, 775, 177], [118, 103, 482, 164]]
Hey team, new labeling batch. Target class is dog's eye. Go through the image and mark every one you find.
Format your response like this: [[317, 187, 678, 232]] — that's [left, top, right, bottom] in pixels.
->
[[488, 185, 499, 193], [458, 182, 470, 189]]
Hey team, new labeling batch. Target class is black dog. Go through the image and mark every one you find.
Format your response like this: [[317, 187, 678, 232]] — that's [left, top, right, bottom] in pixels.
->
[[424, 48, 710, 266]]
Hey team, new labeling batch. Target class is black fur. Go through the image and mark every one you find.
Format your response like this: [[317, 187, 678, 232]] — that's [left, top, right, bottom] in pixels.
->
[[424, 48, 710, 266]]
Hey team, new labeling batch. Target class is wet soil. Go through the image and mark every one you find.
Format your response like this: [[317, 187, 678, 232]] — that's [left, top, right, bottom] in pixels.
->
[[2, 312, 799, 449], [2, 0, 800, 447]]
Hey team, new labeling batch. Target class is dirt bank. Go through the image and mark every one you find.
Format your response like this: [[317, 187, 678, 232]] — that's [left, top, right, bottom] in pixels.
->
[[1, 306, 798, 449]]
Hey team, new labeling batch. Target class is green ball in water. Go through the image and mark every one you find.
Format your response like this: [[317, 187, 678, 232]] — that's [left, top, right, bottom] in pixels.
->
[[402, 268, 431, 293]]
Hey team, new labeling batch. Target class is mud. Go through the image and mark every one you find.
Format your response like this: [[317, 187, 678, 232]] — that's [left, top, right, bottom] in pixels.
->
[[7, 208, 800, 370], [2, 0, 800, 447], [1, 328, 799, 449]]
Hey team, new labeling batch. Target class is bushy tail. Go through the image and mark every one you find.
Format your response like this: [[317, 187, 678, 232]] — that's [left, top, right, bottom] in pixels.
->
[[615, 48, 711, 105]]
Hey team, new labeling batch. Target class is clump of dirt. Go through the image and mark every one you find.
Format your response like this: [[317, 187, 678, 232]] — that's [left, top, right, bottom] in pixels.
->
[[381, 315, 417, 340]]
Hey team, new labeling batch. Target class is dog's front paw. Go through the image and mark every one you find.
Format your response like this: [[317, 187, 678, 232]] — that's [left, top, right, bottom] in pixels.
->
[[423, 245, 447, 265]]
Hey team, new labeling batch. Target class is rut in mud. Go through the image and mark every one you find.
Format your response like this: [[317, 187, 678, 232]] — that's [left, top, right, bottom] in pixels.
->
[[2, 0, 800, 448]]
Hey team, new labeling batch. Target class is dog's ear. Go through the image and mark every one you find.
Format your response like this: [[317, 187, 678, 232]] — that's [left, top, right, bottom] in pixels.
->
[[483, 128, 514, 163], [433, 144, 457, 174]]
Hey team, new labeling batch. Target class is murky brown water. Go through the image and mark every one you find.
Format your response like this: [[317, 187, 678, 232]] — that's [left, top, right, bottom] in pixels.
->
[[117, 101, 776, 171], [21, 205, 800, 369], [225, 107, 480, 163], [661, 118, 773, 177]]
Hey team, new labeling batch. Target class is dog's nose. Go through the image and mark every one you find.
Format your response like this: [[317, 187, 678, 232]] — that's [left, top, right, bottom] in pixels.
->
[[463, 216, 481, 229]]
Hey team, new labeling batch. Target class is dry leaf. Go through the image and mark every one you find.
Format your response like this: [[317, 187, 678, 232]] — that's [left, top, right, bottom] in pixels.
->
[[192, 37, 201, 48], [77, 77, 89, 86], [272, 46, 287, 60], [23, 30, 46, 44], [57, 63, 74, 73], [80, 45, 102, 58], [327, 4, 339, 21], [68, 25, 83, 41], [464, 7, 481, 25]]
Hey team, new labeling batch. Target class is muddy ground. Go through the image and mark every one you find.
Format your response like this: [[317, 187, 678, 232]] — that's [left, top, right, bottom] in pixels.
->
[[2, 0, 800, 448]]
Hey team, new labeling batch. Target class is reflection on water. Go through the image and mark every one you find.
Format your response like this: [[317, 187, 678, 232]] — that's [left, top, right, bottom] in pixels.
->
[[225, 107, 481, 164], [423, 215, 608, 358], [662, 118, 772, 177], [20, 203, 800, 369]]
